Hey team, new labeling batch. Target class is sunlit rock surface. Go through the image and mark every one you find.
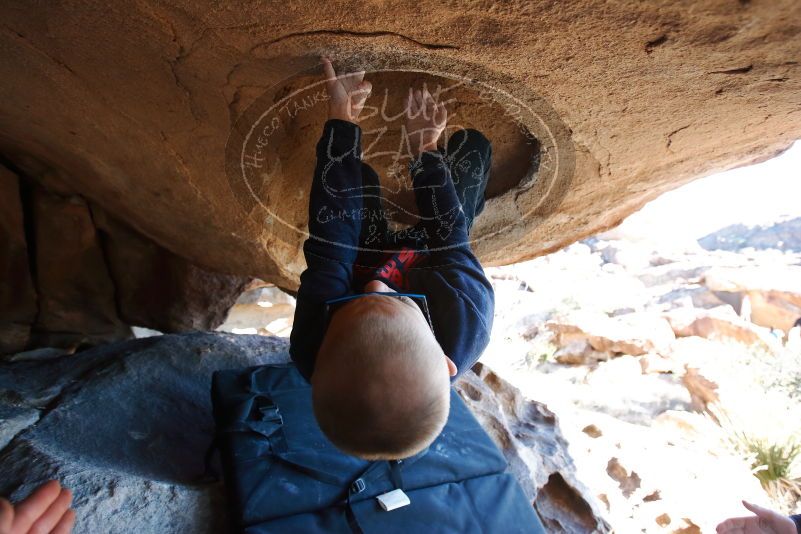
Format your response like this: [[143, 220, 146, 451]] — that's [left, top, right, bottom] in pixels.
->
[[481, 240, 801, 532]]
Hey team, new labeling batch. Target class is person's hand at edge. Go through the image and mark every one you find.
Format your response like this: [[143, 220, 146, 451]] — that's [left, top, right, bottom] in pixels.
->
[[405, 83, 448, 158], [715, 500, 797, 534], [321, 56, 372, 125], [0, 479, 75, 534]]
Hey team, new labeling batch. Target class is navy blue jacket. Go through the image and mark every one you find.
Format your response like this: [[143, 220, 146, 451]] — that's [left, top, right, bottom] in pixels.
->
[[791, 514, 801, 533], [289, 118, 494, 383]]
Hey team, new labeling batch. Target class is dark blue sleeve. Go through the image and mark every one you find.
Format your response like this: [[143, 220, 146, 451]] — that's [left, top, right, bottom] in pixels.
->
[[408, 150, 468, 249], [790, 514, 801, 534], [289, 119, 364, 382], [430, 256, 495, 381], [408, 150, 495, 379]]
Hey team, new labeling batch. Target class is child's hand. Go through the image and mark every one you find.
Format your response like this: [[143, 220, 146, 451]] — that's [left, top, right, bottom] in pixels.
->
[[321, 56, 372, 124], [715, 500, 796, 534], [0, 480, 75, 534], [405, 84, 447, 157]]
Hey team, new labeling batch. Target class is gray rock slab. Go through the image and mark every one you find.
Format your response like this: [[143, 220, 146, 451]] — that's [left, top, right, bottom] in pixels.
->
[[0, 332, 289, 534]]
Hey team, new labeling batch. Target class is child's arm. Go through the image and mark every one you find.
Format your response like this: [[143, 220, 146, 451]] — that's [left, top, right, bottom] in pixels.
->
[[304, 118, 364, 265], [426, 261, 495, 380], [409, 150, 468, 250], [405, 85, 468, 250], [290, 57, 372, 381], [305, 56, 372, 262], [405, 86, 494, 379], [290, 118, 363, 380]]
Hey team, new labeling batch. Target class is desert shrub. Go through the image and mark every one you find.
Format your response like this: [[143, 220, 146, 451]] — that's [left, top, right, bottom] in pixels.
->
[[714, 402, 801, 508], [744, 436, 801, 486]]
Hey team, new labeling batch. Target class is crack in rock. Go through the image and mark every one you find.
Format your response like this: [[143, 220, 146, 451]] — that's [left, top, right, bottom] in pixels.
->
[[248, 28, 460, 54], [645, 34, 668, 54], [707, 65, 753, 75], [666, 124, 691, 152]]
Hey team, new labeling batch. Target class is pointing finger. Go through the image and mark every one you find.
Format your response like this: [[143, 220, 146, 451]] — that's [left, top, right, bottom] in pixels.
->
[[423, 87, 435, 119], [339, 70, 363, 93], [436, 101, 447, 126], [425, 89, 435, 107], [322, 57, 337, 92], [426, 85, 437, 104], [741, 500, 773, 518], [351, 81, 371, 110], [321, 56, 336, 80]]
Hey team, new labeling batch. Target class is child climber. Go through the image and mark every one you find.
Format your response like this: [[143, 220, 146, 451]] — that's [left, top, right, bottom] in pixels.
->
[[289, 56, 495, 460]]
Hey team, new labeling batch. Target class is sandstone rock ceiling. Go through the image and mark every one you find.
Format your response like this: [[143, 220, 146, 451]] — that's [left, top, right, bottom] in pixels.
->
[[1, 1, 799, 288]]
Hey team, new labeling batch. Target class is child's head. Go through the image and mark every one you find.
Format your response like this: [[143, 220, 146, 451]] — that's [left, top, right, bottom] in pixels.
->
[[311, 282, 454, 460]]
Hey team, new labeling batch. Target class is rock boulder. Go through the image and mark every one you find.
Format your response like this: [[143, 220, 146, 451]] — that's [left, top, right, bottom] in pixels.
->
[[547, 312, 675, 357], [664, 305, 780, 351], [0, 166, 250, 354], [0, 167, 36, 353], [703, 266, 801, 331]]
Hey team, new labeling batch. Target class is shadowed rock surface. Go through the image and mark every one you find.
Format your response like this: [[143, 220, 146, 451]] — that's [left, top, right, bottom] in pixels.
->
[[460, 363, 610, 532], [0, 333, 605, 533], [0, 166, 250, 354], [0, 166, 36, 353]]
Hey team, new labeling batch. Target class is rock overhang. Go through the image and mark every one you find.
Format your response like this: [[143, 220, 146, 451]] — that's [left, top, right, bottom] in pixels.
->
[[0, 2, 798, 291]]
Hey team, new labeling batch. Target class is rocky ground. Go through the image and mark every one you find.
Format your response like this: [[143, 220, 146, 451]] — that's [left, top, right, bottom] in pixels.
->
[[480, 236, 801, 533]]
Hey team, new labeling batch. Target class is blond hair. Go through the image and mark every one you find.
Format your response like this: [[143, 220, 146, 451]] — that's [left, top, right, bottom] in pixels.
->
[[312, 304, 450, 459]]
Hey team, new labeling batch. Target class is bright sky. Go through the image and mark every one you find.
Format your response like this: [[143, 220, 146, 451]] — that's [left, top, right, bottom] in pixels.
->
[[616, 139, 801, 241]]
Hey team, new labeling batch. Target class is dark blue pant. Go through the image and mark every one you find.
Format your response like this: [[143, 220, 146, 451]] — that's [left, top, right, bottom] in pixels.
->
[[358, 128, 492, 252]]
